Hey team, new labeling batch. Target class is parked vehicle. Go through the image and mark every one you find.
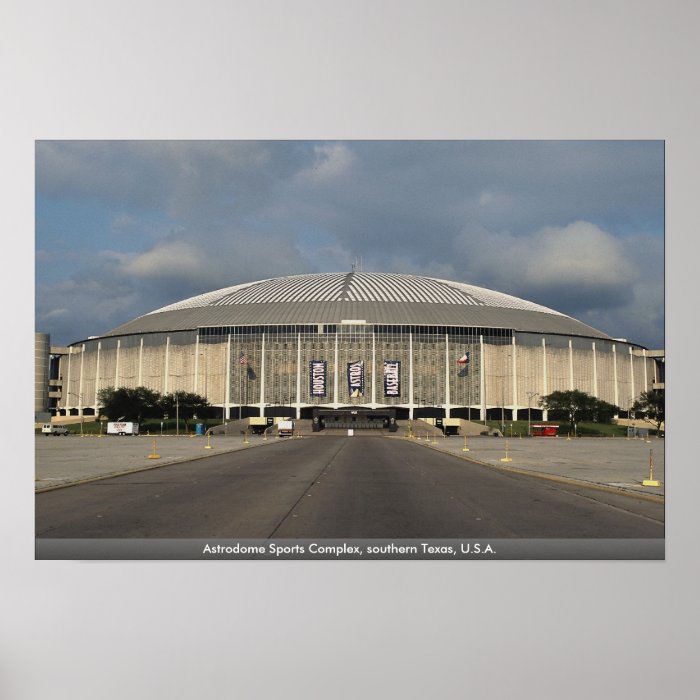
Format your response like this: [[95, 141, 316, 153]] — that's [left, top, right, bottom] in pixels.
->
[[42, 423, 69, 436], [107, 421, 140, 436], [249, 416, 274, 435], [277, 420, 294, 437]]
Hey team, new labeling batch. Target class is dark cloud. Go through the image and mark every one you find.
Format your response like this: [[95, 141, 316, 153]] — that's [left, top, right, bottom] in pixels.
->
[[36, 141, 664, 348]]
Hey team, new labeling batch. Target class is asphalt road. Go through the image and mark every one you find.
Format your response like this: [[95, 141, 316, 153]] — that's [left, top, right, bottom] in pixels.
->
[[35, 436, 664, 539]]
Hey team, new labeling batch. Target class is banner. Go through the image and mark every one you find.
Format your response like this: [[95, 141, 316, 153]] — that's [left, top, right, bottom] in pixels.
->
[[309, 360, 327, 397], [383, 360, 401, 397], [347, 360, 365, 397]]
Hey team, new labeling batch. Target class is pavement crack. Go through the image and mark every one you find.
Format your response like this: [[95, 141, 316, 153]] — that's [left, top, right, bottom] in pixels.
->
[[266, 439, 349, 538]]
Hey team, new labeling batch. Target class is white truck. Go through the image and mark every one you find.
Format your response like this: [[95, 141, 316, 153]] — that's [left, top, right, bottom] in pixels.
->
[[277, 420, 294, 437], [107, 421, 140, 436]]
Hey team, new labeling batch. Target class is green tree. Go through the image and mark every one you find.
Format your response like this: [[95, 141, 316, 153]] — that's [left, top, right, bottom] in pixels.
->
[[632, 389, 665, 434], [589, 398, 619, 424], [540, 390, 620, 433], [539, 390, 594, 434], [160, 391, 210, 432], [98, 386, 163, 423]]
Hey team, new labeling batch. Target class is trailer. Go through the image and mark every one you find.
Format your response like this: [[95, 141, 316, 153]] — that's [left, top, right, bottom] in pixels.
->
[[277, 420, 294, 437], [107, 421, 140, 436], [249, 416, 274, 435]]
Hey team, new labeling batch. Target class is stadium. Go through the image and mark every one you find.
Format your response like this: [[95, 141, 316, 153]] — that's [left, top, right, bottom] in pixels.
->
[[38, 272, 663, 427]]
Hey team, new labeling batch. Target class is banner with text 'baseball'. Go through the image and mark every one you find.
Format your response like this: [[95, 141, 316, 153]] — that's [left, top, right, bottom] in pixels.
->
[[383, 360, 401, 397]]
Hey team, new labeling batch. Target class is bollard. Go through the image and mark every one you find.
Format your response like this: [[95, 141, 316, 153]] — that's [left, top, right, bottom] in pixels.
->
[[462, 435, 469, 452], [204, 433, 212, 450], [500, 440, 512, 462], [642, 448, 661, 486], [147, 439, 161, 459]]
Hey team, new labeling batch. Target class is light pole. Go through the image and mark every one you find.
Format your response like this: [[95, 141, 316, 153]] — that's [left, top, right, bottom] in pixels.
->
[[526, 391, 539, 437], [629, 398, 635, 439], [176, 392, 179, 437]]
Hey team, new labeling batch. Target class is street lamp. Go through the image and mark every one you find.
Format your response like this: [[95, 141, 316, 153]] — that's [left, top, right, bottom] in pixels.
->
[[629, 398, 635, 439], [526, 391, 539, 437]]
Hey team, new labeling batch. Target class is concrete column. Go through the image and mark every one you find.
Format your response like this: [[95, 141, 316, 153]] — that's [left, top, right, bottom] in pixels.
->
[[479, 335, 486, 422], [613, 344, 619, 414], [542, 337, 548, 422], [512, 335, 518, 420], [333, 332, 339, 409], [225, 333, 232, 420], [78, 344, 85, 415], [629, 346, 635, 405], [138, 337, 144, 386], [163, 337, 169, 394], [643, 349, 648, 391], [409, 331, 414, 419], [295, 332, 302, 420], [372, 331, 377, 408], [95, 342, 101, 413], [65, 348, 72, 415], [444, 334, 451, 419], [568, 338, 574, 390], [259, 332, 266, 416], [115, 339, 121, 388], [592, 342, 598, 398], [193, 335, 200, 395]]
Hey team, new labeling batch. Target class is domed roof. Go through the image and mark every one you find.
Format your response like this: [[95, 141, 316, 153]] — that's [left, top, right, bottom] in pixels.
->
[[103, 272, 611, 339]]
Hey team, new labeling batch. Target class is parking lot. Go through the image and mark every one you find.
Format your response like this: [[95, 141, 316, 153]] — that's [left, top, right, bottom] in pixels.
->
[[36, 430, 664, 499]]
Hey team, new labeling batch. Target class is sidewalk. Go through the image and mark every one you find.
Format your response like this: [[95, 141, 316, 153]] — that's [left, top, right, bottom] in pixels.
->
[[398, 434, 665, 500], [34, 433, 295, 492]]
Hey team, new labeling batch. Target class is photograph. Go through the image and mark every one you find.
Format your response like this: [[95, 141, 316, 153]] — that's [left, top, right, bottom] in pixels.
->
[[34, 140, 665, 560]]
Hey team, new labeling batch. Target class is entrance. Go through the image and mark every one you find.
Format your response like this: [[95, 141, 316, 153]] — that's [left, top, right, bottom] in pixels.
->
[[312, 407, 398, 432]]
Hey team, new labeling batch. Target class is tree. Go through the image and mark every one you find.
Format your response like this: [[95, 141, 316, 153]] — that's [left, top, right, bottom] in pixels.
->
[[632, 389, 665, 434], [98, 386, 163, 423], [160, 391, 210, 432], [539, 390, 620, 433], [589, 398, 619, 424]]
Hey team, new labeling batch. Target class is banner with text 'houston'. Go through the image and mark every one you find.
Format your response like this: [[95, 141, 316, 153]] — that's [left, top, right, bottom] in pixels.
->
[[309, 360, 327, 397]]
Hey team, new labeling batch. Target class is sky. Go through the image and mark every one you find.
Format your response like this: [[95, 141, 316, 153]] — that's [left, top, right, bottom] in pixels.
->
[[35, 140, 664, 348]]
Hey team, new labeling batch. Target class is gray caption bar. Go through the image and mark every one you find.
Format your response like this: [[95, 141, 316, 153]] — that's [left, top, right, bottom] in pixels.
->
[[36, 538, 664, 560]]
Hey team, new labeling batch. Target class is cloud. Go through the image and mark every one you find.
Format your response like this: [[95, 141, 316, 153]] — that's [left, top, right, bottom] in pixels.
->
[[294, 142, 356, 184], [449, 221, 637, 312], [36, 141, 664, 348]]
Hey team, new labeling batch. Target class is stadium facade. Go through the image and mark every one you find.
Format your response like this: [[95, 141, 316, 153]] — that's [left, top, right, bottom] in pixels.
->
[[42, 272, 662, 422]]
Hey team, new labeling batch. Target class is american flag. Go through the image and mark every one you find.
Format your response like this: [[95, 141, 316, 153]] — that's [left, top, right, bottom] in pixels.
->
[[239, 352, 248, 365]]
